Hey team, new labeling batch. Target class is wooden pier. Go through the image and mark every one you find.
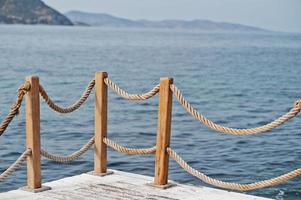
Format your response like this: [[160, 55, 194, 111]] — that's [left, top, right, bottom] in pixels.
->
[[0, 170, 272, 200], [1, 72, 301, 199]]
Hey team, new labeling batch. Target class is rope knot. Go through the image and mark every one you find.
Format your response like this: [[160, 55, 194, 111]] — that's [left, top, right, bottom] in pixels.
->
[[17, 81, 31, 95], [294, 100, 301, 110], [12, 82, 31, 115]]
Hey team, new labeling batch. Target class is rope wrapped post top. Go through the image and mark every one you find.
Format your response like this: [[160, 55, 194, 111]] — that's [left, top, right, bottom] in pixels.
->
[[0, 81, 30, 136], [14, 81, 31, 115]]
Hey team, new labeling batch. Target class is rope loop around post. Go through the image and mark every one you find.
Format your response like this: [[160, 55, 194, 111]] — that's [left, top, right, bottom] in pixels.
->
[[13, 81, 31, 115], [17, 81, 31, 95], [0, 81, 31, 136]]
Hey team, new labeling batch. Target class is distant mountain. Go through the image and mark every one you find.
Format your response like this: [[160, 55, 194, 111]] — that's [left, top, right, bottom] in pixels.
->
[[0, 0, 73, 25], [66, 11, 267, 32], [66, 11, 139, 28]]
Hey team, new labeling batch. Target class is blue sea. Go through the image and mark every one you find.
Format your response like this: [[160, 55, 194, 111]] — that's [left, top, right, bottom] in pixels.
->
[[0, 25, 300, 199]]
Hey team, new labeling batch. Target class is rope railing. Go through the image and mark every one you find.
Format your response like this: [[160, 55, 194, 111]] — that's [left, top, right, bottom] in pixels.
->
[[41, 137, 95, 162], [170, 84, 301, 135], [104, 78, 160, 100], [167, 147, 301, 191], [0, 74, 161, 186], [103, 137, 156, 155], [0, 82, 30, 136], [1, 73, 300, 194], [39, 79, 95, 113], [0, 149, 32, 182]]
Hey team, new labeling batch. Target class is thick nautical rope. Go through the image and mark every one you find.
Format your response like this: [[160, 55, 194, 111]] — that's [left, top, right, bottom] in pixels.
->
[[41, 137, 95, 162], [171, 84, 301, 135], [104, 78, 160, 100], [167, 147, 301, 191], [39, 79, 95, 113], [103, 138, 156, 155], [0, 82, 31, 136], [0, 149, 32, 181]]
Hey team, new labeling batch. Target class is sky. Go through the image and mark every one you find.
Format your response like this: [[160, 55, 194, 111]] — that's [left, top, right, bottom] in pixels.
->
[[43, 0, 301, 33]]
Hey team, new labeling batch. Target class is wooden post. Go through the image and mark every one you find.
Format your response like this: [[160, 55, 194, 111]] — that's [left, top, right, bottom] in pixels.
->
[[93, 72, 112, 176], [154, 77, 173, 187], [25, 76, 41, 190]]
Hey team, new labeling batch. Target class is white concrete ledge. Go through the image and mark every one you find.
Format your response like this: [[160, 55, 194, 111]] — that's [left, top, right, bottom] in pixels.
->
[[0, 169, 273, 200]]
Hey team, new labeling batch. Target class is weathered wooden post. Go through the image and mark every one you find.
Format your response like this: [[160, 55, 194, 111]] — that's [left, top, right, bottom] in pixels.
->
[[25, 76, 50, 192], [153, 77, 174, 188], [93, 72, 112, 176]]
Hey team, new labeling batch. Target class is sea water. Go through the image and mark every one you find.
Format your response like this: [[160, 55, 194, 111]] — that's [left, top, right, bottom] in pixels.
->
[[0, 25, 300, 199]]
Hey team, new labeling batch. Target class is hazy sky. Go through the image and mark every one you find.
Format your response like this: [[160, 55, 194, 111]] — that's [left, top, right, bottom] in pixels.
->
[[43, 0, 301, 32]]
